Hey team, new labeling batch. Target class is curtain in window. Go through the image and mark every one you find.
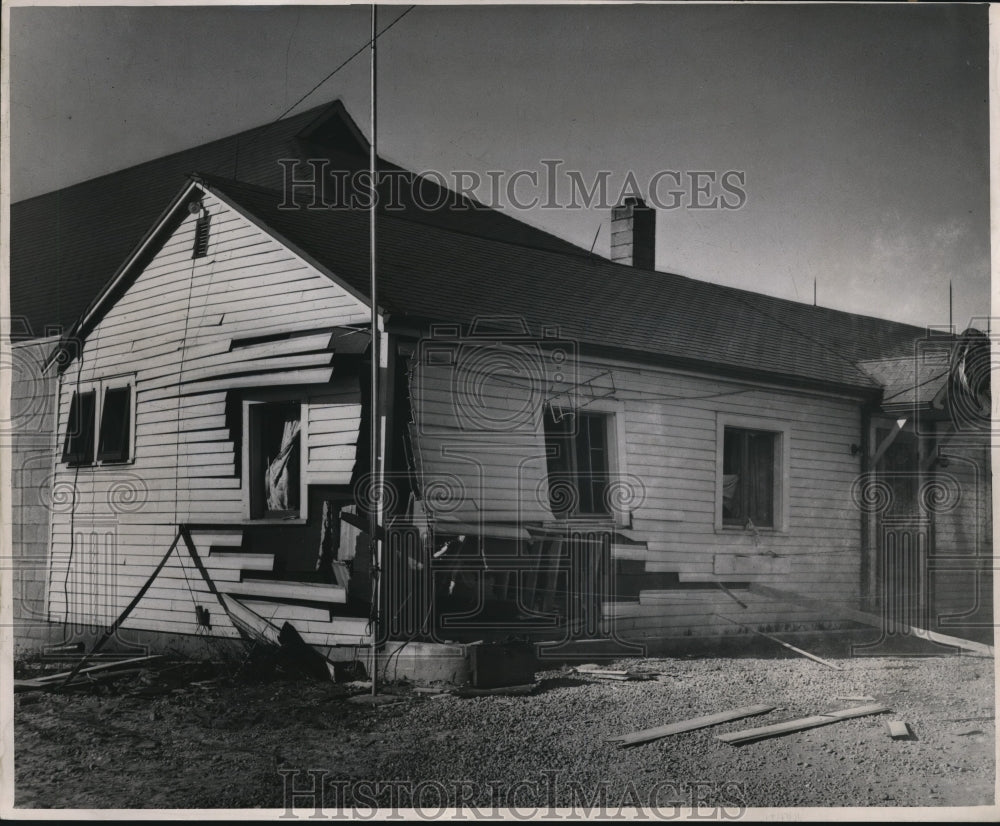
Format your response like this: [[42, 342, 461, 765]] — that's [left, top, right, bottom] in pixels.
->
[[722, 474, 740, 510], [265, 418, 301, 511]]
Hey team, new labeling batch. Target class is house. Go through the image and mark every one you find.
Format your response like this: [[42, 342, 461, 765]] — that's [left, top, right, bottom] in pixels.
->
[[9, 100, 992, 667]]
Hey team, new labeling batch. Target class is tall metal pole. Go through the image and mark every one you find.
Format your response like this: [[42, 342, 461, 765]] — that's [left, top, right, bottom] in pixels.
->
[[369, 3, 381, 697], [949, 280, 953, 332]]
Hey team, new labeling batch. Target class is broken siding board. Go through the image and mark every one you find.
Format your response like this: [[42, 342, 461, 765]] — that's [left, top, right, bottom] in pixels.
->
[[175, 368, 336, 395], [135, 346, 335, 388], [226, 579, 347, 604], [307, 425, 361, 444], [47, 193, 370, 637], [94, 295, 364, 355], [148, 352, 335, 390], [307, 445, 358, 464], [235, 599, 332, 624], [309, 403, 363, 420]]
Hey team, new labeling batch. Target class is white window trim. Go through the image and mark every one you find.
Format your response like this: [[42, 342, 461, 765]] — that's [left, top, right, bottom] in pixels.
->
[[241, 396, 310, 523], [714, 413, 791, 533], [545, 398, 631, 527], [60, 373, 136, 467]]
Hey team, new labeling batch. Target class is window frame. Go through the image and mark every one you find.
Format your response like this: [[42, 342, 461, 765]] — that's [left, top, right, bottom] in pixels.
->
[[242, 396, 309, 524], [543, 398, 629, 525], [715, 413, 790, 533], [60, 375, 136, 468]]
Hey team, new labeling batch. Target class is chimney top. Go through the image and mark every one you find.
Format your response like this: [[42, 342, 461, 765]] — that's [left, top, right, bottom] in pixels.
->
[[610, 197, 656, 270]]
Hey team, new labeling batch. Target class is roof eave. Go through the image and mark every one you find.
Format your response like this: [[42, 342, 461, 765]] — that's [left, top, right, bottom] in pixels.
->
[[45, 178, 204, 373]]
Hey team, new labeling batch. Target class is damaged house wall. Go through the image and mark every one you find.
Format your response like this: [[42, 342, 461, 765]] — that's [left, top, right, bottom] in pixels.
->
[[406, 343, 870, 642], [15, 100, 990, 657], [46, 186, 373, 647]]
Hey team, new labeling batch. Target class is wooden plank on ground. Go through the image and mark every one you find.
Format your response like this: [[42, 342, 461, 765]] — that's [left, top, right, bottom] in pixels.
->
[[608, 704, 776, 748], [748, 583, 994, 657], [32, 655, 163, 685], [886, 720, 910, 739], [716, 704, 891, 745], [714, 614, 842, 670]]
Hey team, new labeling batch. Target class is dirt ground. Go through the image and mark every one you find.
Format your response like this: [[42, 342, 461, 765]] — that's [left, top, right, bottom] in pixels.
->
[[11, 647, 997, 814]]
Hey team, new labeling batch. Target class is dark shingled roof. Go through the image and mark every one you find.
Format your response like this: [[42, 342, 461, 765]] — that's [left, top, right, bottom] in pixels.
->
[[194, 175, 925, 393], [11, 100, 585, 336]]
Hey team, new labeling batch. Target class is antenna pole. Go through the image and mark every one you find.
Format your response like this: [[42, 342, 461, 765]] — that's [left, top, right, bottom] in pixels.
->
[[949, 281, 953, 331], [813, 278, 817, 307], [368, 3, 381, 698], [590, 223, 601, 253]]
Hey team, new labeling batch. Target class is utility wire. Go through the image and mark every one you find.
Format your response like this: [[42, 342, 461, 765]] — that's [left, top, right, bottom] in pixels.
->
[[274, 6, 415, 124], [206, 6, 415, 181]]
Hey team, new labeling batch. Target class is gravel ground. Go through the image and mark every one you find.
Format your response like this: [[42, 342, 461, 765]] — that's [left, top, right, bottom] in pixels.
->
[[12, 651, 996, 813]]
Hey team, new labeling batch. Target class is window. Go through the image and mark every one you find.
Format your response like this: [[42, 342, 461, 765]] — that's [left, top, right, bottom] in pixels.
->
[[97, 386, 132, 462], [721, 426, 778, 528], [247, 401, 302, 519], [62, 379, 134, 466], [62, 390, 97, 465], [544, 407, 611, 517]]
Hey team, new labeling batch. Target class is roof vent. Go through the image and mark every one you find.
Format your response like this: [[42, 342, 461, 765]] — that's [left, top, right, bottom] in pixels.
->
[[192, 209, 211, 259]]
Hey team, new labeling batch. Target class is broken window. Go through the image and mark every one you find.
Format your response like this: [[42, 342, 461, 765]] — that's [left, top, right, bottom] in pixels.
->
[[62, 390, 97, 466], [544, 407, 611, 517], [248, 401, 302, 519], [722, 427, 777, 528], [97, 386, 132, 463]]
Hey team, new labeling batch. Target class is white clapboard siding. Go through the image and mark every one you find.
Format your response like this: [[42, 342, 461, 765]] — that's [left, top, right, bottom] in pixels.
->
[[410, 344, 867, 637], [409, 357, 555, 524], [48, 189, 370, 638], [235, 599, 333, 624], [304, 393, 361, 485], [225, 579, 347, 604]]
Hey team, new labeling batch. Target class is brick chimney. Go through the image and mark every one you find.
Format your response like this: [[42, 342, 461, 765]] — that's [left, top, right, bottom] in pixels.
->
[[610, 196, 656, 270]]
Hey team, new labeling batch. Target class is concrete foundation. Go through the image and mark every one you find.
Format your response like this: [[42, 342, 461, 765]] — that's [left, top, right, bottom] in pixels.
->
[[377, 641, 471, 685]]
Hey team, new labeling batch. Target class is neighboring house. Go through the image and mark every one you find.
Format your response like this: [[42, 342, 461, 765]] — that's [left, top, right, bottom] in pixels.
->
[[10, 100, 992, 662]]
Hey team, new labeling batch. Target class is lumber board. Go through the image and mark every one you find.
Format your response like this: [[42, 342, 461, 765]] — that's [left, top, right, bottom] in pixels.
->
[[31, 655, 164, 685], [886, 720, 910, 739], [716, 704, 891, 745], [748, 583, 994, 657], [608, 704, 776, 747]]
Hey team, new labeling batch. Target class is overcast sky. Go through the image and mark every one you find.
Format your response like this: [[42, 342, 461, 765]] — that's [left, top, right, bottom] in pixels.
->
[[8, 2, 992, 331]]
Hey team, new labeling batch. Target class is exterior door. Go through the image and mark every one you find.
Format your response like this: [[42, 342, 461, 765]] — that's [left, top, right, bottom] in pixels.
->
[[875, 426, 930, 631]]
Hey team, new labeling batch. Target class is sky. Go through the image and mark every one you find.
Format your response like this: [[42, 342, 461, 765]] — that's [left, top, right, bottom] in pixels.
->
[[7, 2, 993, 331]]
